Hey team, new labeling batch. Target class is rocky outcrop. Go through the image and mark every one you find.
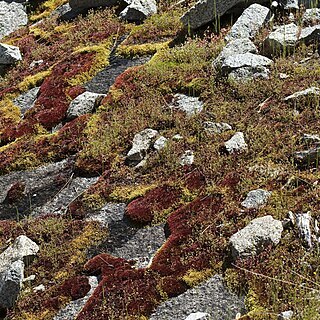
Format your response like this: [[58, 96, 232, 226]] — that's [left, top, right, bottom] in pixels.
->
[[0, 235, 39, 308], [0, 1, 28, 40], [169, 94, 204, 116], [119, 0, 157, 21], [225, 4, 270, 42], [181, 0, 270, 30], [229, 215, 283, 259], [66, 91, 106, 120], [126, 128, 159, 166], [224, 132, 248, 154], [289, 211, 313, 248], [0, 43, 22, 65], [13, 87, 40, 116], [150, 275, 245, 319], [241, 189, 272, 209], [203, 121, 232, 134], [180, 150, 195, 166]]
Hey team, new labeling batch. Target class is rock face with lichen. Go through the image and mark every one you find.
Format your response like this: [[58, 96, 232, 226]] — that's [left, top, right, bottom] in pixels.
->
[[0, 0, 320, 319]]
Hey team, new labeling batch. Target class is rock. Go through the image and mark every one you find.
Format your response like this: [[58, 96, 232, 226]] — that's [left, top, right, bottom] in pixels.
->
[[69, 0, 119, 10], [221, 53, 273, 80], [13, 87, 40, 116], [213, 38, 258, 69], [33, 284, 45, 292], [111, 224, 166, 268], [66, 91, 106, 120], [302, 133, 320, 144], [294, 146, 320, 167], [86, 203, 126, 227], [0, 43, 22, 65], [264, 23, 299, 55], [0, 1, 28, 40], [303, 8, 320, 25], [29, 60, 43, 69], [53, 276, 99, 320], [225, 4, 270, 42], [180, 150, 194, 166], [278, 310, 294, 319], [204, 121, 232, 134], [172, 134, 183, 140], [126, 128, 159, 165], [229, 215, 283, 259], [153, 136, 168, 151], [0, 158, 75, 220], [289, 211, 313, 248], [224, 132, 248, 154], [264, 24, 320, 56], [149, 275, 245, 319], [85, 56, 150, 94], [0, 260, 24, 308], [222, 52, 273, 71], [50, 3, 72, 18], [120, 0, 157, 21], [23, 274, 36, 282], [170, 94, 204, 116], [283, 87, 320, 102], [284, 0, 299, 10], [185, 312, 210, 320], [0, 235, 39, 271], [180, 0, 270, 30], [241, 189, 272, 209], [32, 176, 98, 216]]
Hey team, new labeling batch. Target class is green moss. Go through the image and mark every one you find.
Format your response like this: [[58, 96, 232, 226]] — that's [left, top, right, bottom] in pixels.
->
[[182, 269, 214, 287], [18, 71, 51, 92], [109, 184, 157, 203], [116, 41, 170, 58]]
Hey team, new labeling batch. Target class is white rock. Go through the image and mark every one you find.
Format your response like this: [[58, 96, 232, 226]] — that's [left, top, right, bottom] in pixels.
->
[[241, 189, 272, 209], [185, 312, 210, 320], [126, 128, 159, 164], [278, 310, 294, 320], [0, 260, 24, 308], [303, 8, 320, 24], [289, 211, 313, 248], [33, 284, 45, 292], [172, 134, 183, 140], [284, 87, 320, 102], [0, 235, 39, 272], [214, 38, 258, 69], [225, 132, 248, 154], [120, 0, 157, 21], [204, 121, 232, 134], [0, 1, 28, 40], [154, 136, 168, 151], [229, 215, 283, 259], [0, 43, 22, 65], [170, 94, 204, 116], [66, 91, 106, 120], [225, 4, 270, 42], [180, 150, 194, 166]]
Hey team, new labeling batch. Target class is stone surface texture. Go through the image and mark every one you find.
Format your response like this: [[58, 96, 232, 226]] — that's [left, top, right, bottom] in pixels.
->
[[149, 275, 245, 319], [229, 215, 283, 259], [241, 189, 272, 209], [225, 4, 270, 42]]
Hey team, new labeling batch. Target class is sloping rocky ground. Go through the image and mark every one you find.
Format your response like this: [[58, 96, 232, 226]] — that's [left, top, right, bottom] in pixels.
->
[[0, 0, 320, 319]]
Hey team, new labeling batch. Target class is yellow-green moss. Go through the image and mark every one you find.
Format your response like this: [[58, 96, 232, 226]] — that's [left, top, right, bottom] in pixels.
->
[[182, 269, 214, 287], [109, 184, 157, 203], [68, 42, 112, 86], [0, 97, 21, 132], [30, 0, 68, 22], [18, 70, 51, 92], [245, 289, 269, 320], [116, 41, 170, 58]]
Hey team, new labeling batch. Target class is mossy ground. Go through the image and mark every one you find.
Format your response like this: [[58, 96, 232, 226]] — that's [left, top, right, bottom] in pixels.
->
[[0, 3, 320, 320]]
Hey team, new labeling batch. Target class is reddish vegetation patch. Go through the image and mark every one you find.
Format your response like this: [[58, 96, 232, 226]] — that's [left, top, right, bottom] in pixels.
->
[[3, 181, 26, 204], [59, 276, 91, 301], [150, 195, 225, 277], [125, 185, 181, 224], [1, 52, 95, 142], [184, 168, 206, 191], [0, 115, 90, 174], [78, 254, 162, 319]]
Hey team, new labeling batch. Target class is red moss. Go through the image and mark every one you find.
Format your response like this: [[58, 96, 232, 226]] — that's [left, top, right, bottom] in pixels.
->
[[184, 168, 206, 191], [125, 185, 181, 224], [4, 181, 26, 204], [150, 195, 224, 277], [66, 85, 86, 100], [59, 276, 91, 301], [78, 254, 162, 319], [1, 52, 95, 142]]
